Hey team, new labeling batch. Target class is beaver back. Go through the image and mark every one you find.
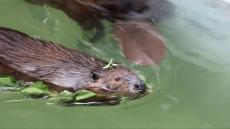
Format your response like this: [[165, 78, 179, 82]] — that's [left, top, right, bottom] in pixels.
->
[[0, 27, 107, 90]]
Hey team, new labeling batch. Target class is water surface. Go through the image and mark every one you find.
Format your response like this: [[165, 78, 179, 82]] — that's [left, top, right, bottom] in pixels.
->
[[0, 0, 230, 128]]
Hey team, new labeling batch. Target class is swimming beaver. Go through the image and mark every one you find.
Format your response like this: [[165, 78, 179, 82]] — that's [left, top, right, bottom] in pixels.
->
[[0, 27, 147, 99], [27, 0, 173, 24], [26, 0, 172, 66]]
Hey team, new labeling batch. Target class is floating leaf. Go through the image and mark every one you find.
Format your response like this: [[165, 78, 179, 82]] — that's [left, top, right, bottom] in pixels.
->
[[20, 81, 51, 96], [48, 90, 96, 104], [75, 90, 96, 101], [0, 76, 16, 87]]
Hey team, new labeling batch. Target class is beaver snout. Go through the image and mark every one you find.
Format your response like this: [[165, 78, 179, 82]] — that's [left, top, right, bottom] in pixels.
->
[[133, 80, 147, 94]]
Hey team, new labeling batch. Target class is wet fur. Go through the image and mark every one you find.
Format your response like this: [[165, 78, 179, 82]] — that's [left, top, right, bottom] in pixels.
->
[[26, 0, 174, 25], [0, 27, 109, 91]]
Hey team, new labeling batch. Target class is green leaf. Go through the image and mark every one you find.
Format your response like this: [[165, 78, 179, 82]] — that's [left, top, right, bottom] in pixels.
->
[[75, 90, 96, 101], [20, 87, 47, 96], [20, 81, 51, 96], [0, 76, 16, 87], [29, 81, 49, 90], [59, 90, 73, 97], [48, 90, 96, 104], [48, 90, 74, 103]]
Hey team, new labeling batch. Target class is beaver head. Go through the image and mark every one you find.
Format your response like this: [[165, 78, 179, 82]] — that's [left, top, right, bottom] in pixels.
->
[[85, 68, 147, 99]]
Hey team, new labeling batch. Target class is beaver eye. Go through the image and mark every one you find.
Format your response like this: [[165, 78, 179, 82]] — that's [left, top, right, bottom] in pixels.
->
[[115, 77, 120, 81], [90, 72, 99, 82]]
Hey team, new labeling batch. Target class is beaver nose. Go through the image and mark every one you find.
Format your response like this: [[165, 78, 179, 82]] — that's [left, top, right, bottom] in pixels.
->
[[134, 81, 146, 94]]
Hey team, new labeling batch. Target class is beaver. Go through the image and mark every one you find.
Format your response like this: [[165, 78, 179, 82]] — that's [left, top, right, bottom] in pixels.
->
[[27, 0, 173, 23], [114, 21, 166, 65], [69, 0, 173, 22], [0, 27, 147, 100], [26, 0, 173, 66]]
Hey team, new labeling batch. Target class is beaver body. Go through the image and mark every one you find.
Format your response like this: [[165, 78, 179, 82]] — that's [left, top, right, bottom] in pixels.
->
[[27, 0, 173, 24], [0, 27, 146, 98]]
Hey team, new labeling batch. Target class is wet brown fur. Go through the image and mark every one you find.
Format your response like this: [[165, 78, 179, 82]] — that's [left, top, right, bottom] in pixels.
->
[[0, 27, 108, 91], [0, 27, 146, 98], [26, 0, 173, 27]]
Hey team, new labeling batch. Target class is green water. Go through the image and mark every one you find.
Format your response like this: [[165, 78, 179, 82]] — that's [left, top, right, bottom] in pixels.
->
[[0, 0, 230, 128]]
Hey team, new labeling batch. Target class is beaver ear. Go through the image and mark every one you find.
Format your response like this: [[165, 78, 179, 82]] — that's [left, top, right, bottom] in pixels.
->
[[90, 72, 99, 82]]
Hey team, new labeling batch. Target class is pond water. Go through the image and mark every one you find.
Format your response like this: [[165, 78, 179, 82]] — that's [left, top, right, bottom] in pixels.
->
[[0, 0, 230, 128]]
